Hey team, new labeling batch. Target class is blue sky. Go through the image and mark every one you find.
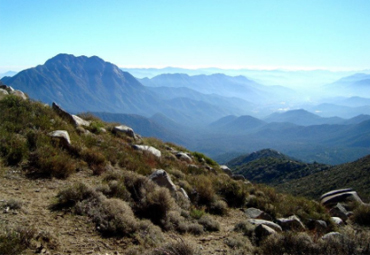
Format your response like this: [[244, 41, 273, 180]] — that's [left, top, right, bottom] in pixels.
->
[[1, 0, 370, 72]]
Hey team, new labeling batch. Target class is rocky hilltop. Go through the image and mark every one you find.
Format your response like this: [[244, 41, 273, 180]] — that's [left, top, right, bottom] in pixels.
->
[[1, 90, 370, 255]]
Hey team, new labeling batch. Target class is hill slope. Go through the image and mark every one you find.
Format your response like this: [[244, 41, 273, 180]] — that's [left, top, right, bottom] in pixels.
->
[[277, 154, 370, 201], [227, 149, 330, 186]]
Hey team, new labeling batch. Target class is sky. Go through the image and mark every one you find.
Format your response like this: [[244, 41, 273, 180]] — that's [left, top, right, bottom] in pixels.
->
[[1, 0, 370, 73]]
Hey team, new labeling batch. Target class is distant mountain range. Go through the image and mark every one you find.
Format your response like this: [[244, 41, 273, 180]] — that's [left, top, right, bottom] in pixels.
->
[[0, 71, 17, 78], [3, 54, 370, 165]]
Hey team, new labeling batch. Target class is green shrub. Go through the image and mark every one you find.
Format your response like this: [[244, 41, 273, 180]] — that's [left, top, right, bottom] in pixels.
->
[[0, 133, 28, 166], [134, 220, 164, 247], [191, 175, 216, 206], [27, 146, 76, 179], [81, 148, 106, 175], [190, 208, 205, 219], [192, 151, 217, 166], [215, 177, 248, 208]]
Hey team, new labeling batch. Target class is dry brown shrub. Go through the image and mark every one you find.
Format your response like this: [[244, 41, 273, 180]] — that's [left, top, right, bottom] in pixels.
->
[[198, 215, 220, 232]]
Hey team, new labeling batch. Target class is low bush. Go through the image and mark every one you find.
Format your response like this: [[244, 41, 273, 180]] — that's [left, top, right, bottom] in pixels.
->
[[27, 146, 76, 179], [225, 235, 255, 255], [191, 175, 216, 206], [209, 200, 228, 215], [215, 177, 248, 208], [52, 183, 98, 209], [89, 198, 139, 237], [198, 215, 220, 232], [152, 238, 199, 255], [187, 223, 204, 236], [0, 225, 36, 255], [352, 204, 370, 226], [4, 199, 22, 210]]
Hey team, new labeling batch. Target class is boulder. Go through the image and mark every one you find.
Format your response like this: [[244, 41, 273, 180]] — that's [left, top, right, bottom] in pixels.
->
[[113, 125, 136, 138], [0, 88, 9, 100], [179, 188, 189, 200], [329, 203, 350, 221], [321, 232, 342, 240], [133, 145, 161, 158], [277, 215, 305, 231], [244, 208, 273, 221], [176, 152, 192, 162], [320, 188, 363, 207], [220, 165, 233, 176], [48, 130, 71, 146], [232, 174, 245, 181], [255, 224, 276, 241], [10, 90, 27, 100], [149, 169, 176, 192], [71, 115, 91, 127], [0, 85, 14, 92], [52, 102, 90, 127], [247, 219, 282, 232], [330, 217, 344, 226]]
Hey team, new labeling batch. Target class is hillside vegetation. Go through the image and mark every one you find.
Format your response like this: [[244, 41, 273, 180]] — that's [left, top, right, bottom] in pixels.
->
[[227, 149, 330, 186], [277, 155, 370, 202], [1, 94, 370, 254]]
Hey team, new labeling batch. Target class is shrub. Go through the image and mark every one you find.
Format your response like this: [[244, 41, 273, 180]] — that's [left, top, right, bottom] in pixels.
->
[[122, 171, 175, 226], [81, 148, 106, 175], [209, 200, 228, 215], [190, 208, 205, 219], [152, 238, 199, 255], [52, 183, 98, 209], [89, 198, 139, 237], [27, 146, 76, 179], [97, 180, 131, 201], [187, 223, 204, 236], [0, 225, 36, 255], [134, 220, 164, 247], [352, 204, 370, 226], [225, 235, 255, 255], [4, 199, 22, 210], [215, 177, 248, 208], [191, 175, 216, 206], [198, 215, 220, 232], [259, 232, 316, 255], [192, 151, 217, 166]]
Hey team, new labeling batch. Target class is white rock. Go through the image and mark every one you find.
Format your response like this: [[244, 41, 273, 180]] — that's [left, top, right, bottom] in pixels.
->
[[133, 145, 161, 158], [48, 130, 71, 145]]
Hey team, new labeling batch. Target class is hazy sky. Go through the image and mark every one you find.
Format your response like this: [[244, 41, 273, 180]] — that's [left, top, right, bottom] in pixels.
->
[[1, 0, 370, 72]]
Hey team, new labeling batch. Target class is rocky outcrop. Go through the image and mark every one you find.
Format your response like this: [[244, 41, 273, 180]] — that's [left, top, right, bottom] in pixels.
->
[[52, 102, 90, 127], [247, 219, 282, 232], [0, 88, 9, 100], [133, 145, 161, 158], [48, 130, 71, 146], [255, 224, 276, 241], [149, 169, 176, 192], [277, 215, 305, 231], [244, 208, 273, 221], [113, 125, 136, 139], [176, 152, 192, 163], [329, 203, 351, 221], [0, 85, 27, 100], [220, 165, 233, 176], [331, 217, 344, 226], [320, 188, 363, 207]]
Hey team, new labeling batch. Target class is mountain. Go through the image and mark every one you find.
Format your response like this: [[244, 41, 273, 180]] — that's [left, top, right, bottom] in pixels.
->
[[1, 54, 161, 115], [140, 73, 296, 105], [277, 154, 370, 201], [264, 109, 343, 126], [226, 149, 330, 186], [0, 71, 17, 79], [209, 115, 266, 133], [325, 73, 370, 97]]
